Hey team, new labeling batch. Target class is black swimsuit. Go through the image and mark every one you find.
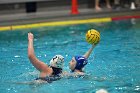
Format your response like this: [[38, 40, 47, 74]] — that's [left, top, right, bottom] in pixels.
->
[[35, 66, 62, 83]]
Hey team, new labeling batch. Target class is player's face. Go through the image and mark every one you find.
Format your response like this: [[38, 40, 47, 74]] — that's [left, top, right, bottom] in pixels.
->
[[69, 57, 76, 71]]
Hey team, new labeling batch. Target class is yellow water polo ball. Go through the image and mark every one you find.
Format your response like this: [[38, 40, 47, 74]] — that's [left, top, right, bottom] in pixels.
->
[[86, 29, 100, 44]]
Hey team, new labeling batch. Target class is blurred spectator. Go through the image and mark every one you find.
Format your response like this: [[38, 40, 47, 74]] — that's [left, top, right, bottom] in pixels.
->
[[113, 0, 137, 10], [113, 0, 121, 10], [136, 0, 140, 7], [114, 0, 120, 6], [95, 0, 112, 11], [120, 0, 130, 8], [120, 0, 137, 9], [130, 0, 136, 9], [114, 0, 120, 5]]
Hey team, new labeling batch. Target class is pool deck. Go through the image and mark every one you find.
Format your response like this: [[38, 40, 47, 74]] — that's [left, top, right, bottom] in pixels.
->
[[0, 6, 140, 27]]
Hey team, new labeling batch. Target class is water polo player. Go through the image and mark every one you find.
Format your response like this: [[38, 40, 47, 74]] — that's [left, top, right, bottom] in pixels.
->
[[69, 44, 96, 75], [69, 29, 100, 75], [28, 32, 64, 82]]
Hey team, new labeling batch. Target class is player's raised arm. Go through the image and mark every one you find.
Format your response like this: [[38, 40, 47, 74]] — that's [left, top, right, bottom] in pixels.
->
[[28, 32, 49, 72], [83, 44, 96, 59]]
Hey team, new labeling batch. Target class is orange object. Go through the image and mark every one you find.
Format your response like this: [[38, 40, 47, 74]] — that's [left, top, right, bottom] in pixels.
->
[[71, 0, 79, 14]]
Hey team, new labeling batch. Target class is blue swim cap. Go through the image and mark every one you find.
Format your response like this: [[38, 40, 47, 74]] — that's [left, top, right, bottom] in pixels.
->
[[74, 56, 88, 70]]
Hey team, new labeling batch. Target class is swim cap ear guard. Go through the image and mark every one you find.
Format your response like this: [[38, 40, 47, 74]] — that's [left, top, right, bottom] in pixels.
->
[[74, 56, 88, 71], [50, 55, 64, 69]]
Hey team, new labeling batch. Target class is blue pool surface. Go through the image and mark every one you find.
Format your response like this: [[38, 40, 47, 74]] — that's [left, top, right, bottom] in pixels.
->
[[0, 19, 140, 93]]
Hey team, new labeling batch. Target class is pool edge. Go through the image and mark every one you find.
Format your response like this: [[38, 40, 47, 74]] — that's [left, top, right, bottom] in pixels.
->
[[0, 15, 140, 31]]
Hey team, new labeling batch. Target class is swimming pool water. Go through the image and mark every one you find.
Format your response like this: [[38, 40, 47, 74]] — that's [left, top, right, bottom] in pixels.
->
[[0, 19, 140, 93]]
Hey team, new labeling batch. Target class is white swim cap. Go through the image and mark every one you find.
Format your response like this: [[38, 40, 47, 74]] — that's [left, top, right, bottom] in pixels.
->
[[50, 55, 64, 69]]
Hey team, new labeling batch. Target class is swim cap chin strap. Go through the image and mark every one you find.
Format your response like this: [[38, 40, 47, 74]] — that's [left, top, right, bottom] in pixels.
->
[[74, 56, 88, 71]]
